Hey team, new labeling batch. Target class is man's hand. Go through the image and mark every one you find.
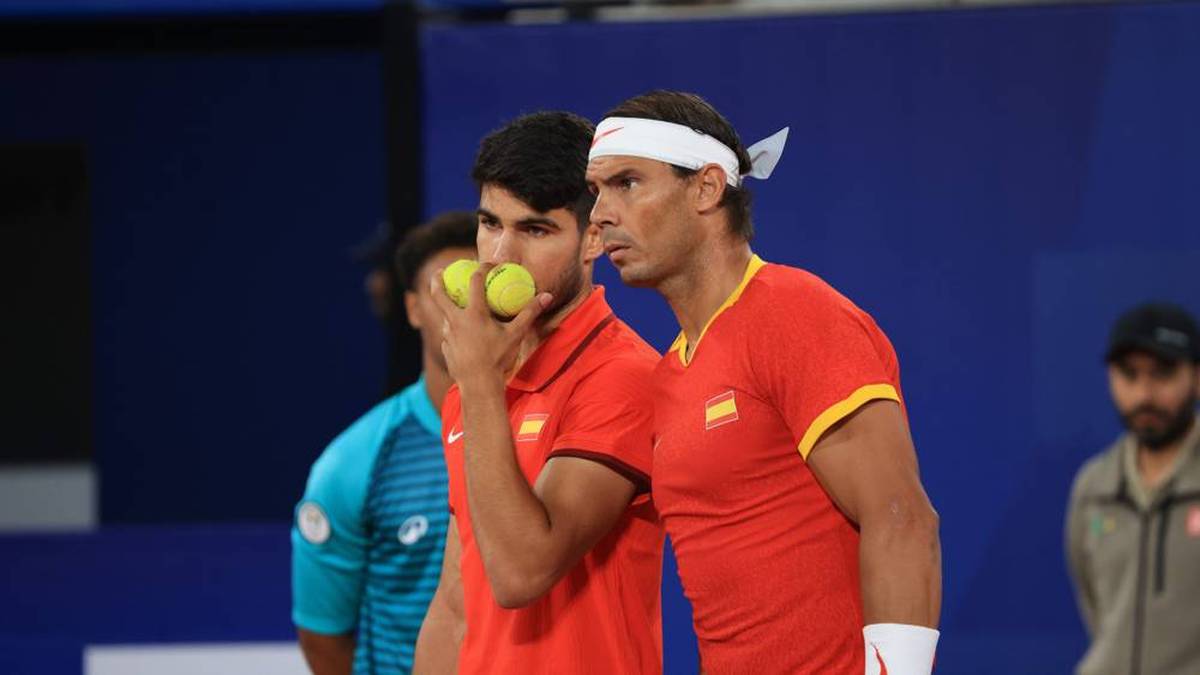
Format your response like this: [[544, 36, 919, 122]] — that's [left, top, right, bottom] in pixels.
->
[[429, 263, 552, 386]]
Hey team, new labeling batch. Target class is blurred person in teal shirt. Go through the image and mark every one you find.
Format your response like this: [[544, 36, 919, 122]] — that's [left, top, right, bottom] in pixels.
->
[[293, 211, 476, 675]]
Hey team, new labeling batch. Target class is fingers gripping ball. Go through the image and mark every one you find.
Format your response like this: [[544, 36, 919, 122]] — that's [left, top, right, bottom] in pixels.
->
[[442, 259, 480, 309], [485, 263, 537, 319]]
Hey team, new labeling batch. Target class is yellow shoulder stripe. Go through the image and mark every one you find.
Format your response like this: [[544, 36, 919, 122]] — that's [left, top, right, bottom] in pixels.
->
[[797, 384, 900, 459]]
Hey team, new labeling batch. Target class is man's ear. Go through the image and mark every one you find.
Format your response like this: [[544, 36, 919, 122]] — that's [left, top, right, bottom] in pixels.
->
[[403, 289, 420, 330], [581, 223, 603, 263], [695, 164, 729, 214]]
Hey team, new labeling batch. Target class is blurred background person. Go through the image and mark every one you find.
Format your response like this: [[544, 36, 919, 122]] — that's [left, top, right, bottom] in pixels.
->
[[292, 211, 477, 675], [1066, 302, 1200, 675], [353, 222, 418, 398], [353, 222, 398, 325]]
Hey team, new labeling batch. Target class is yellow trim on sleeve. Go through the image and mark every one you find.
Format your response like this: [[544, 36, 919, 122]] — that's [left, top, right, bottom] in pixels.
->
[[676, 254, 766, 366], [797, 384, 900, 459]]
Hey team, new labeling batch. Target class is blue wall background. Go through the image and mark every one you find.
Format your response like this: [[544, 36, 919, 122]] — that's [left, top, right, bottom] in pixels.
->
[[422, 3, 1200, 673], [0, 526, 293, 675], [0, 52, 390, 523], [1, 2, 1199, 673]]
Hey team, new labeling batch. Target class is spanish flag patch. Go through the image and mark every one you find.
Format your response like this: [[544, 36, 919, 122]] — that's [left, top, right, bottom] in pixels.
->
[[516, 413, 549, 442], [704, 391, 739, 430]]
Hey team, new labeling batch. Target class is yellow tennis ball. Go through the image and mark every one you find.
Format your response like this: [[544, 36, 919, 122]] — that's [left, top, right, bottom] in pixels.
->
[[442, 259, 479, 309], [485, 263, 536, 319]]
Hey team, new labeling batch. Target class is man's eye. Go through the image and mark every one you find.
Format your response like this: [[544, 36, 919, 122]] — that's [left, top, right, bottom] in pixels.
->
[[620, 178, 636, 190], [481, 219, 500, 230], [528, 227, 548, 238]]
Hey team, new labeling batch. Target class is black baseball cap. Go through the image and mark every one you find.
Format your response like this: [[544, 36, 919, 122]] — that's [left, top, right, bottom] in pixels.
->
[[1106, 302, 1200, 364]]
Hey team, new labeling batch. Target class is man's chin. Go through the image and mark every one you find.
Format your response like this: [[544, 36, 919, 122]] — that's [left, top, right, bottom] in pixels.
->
[[1124, 403, 1196, 450], [616, 263, 658, 288], [1133, 422, 1192, 451], [1133, 427, 1167, 447]]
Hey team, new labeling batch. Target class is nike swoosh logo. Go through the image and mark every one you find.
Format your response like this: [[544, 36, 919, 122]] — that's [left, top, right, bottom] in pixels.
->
[[447, 428, 463, 444], [874, 645, 888, 675], [590, 126, 624, 148]]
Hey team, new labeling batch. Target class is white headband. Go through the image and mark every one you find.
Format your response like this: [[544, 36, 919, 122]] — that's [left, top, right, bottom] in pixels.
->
[[588, 116, 789, 187]]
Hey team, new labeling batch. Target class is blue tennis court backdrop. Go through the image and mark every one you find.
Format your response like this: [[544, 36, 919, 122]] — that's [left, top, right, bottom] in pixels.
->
[[421, 4, 1200, 673], [0, 2, 1197, 674]]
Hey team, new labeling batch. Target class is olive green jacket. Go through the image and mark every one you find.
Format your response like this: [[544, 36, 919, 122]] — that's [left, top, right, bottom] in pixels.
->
[[1066, 423, 1200, 675]]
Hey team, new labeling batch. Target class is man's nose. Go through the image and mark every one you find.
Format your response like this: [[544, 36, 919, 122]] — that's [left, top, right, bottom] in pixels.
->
[[485, 229, 518, 264], [591, 191, 616, 228], [1129, 375, 1157, 404]]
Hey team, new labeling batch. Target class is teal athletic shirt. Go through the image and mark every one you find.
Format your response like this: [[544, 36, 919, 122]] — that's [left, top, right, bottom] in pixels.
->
[[292, 376, 448, 674]]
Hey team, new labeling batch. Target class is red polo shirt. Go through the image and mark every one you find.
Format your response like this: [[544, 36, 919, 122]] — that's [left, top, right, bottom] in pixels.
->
[[443, 287, 664, 674], [653, 256, 905, 674]]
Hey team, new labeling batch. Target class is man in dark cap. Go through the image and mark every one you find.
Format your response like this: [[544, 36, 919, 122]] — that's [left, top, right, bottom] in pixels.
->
[[1066, 302, 1200, 675]]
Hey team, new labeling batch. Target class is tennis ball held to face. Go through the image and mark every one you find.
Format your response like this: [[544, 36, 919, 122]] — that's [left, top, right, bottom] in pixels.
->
[[441, 259, 536, 319], [442, 259, 480, 309], [485, 263, 536, 319]]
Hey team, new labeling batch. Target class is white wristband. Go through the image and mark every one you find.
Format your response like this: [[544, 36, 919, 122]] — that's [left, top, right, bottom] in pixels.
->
[[863, 623, 939, 675]]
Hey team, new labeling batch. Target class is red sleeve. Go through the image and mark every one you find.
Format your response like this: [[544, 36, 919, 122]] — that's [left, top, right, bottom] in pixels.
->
[[546, 356, 656, 493], [748, 270, 902, 459]]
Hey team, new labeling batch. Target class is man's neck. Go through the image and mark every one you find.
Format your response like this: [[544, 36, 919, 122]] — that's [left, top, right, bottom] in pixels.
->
[[1136, 417, 1196, 491], [512, 282, 594, 374], [659, 241, 753, 357], [422, 353, 454, 413]]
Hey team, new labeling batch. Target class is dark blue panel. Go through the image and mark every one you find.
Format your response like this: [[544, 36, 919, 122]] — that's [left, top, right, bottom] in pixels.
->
[[0, 526, 291, 675], [660, 538, 698, 675], [0, 52, 389, 523], [0, 526, 291, 642], [0, 0, 380, 18]]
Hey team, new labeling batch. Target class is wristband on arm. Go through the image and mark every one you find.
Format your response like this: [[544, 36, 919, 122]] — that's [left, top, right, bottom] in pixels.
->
[[863, 623, 939, 675]]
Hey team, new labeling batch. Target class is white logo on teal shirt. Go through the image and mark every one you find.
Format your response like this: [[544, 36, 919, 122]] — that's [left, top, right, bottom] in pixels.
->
[[298, 501, 331, 545], [398, 515, 429, 546]]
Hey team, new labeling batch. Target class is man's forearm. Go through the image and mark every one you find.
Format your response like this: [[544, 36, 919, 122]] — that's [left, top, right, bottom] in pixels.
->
[[458, 376, 558, 603], [414, 593, 463, 674], [298, 629, 354, 675], [859, 507, 942, 627]]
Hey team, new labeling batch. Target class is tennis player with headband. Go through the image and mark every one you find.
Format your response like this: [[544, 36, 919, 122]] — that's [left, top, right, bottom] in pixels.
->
[[586, 90, 942, 675]]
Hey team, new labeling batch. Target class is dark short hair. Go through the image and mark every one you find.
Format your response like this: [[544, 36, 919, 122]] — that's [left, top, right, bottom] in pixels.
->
[[471, 111, 596, 230], [604, 90, 754, 241], [394, 210, 478, 291]]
